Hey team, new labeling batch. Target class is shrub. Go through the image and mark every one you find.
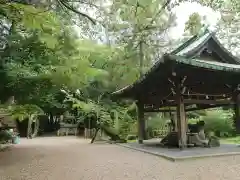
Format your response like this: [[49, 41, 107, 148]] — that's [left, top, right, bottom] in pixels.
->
[[128, 122, 137, 135], [201, 109, 234, 137], [188, 118, 199, 124], [146, 116, 168, 138], [0, 130, 13, 142]]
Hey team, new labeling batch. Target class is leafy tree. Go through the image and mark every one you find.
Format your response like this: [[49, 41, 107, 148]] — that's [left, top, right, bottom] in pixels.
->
[[184, 12, 203, 35], [6, 0, 239, 137], [97, 0, 176, 77]]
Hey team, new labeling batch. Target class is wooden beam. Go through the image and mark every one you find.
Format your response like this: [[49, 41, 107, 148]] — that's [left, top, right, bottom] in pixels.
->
[[144, 104, 231, 112], [183, 99, 233, 105], [234, 93, 240, 134], [171, 112, 177, 131], [137, 100, 146, 144], [144, 102, 176, 109], [143, 99, 175, 106], [141, 87, 233, 103], [143, 96, 233, 107]]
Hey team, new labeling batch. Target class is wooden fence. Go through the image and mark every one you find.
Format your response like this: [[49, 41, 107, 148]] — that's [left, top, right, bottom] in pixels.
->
[[149, 128, 169, 138]]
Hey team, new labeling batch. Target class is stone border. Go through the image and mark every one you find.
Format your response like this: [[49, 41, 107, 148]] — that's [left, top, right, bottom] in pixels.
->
[[117, 143, 240, 162]]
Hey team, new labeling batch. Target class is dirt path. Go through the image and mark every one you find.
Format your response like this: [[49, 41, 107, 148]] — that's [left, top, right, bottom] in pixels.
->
[[0, 137, 240, 180]]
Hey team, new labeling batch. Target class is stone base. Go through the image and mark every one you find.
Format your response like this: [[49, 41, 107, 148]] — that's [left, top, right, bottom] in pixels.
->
[[117, 139, 240, 161]]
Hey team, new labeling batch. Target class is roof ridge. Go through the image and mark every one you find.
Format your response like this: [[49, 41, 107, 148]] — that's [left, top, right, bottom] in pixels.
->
[[170, 28, 213, 55], [170, 35, 198, 54]]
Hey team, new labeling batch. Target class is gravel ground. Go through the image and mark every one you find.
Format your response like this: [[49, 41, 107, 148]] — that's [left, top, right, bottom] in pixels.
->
[[0, 137, 240, 180]]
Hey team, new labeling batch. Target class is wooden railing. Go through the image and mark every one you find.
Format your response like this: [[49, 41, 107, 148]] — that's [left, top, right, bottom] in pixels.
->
[[150, 128, 169, 138], [57, 123, 78, 136]]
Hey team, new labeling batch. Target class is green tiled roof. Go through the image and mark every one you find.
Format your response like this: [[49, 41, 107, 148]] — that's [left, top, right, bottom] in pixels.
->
[[175, 33, 211, 56], [112, 55, 240, 96], [112, 28, 240, 97], [170, 55, 240, 72], [170, 29, 240, 64]]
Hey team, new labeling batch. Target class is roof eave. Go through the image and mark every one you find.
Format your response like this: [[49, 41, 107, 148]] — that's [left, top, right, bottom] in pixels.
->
[[210, 35, 240, 64]]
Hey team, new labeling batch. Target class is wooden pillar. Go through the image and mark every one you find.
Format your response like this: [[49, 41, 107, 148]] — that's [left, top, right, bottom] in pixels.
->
[[176, 88, 187, 149], [27, 114, 32, 139], [173, 112, 178, 131], [234, 93, 240, 134], [137, 101, 145, 144]]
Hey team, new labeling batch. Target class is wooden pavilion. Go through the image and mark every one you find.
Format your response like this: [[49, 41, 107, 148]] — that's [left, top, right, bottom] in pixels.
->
[[112, 30, 240, 149]]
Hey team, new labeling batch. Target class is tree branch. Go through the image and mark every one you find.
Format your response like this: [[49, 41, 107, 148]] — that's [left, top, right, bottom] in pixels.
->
[[6, 0, 96, 24], [141, 0, 172, 31], [58, 0, 96, 24], [126, 0, 172, 50]]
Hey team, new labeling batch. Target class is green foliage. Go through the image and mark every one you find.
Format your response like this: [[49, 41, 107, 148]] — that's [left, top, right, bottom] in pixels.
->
[[185, 12, 203, 35], [0, 130, 13, 142], [146, 114, 169, 138], [0, 104, 43, 121], [0, 2, 61, 48], [147, 116, 168, 130], [187, 110, 207, 119], [221, 136, 240, 144], [103, 0, 174, 77], [1, 0, 238, 138], [187, 109, 235, 137], [201, 109, 234, 137], [62, 86, 137, 138], [188, 118, 199, 124]]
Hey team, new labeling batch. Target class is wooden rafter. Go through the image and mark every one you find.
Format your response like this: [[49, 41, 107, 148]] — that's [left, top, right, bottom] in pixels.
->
[[144, 104, 232, 113], [183, 99, 234, 105]]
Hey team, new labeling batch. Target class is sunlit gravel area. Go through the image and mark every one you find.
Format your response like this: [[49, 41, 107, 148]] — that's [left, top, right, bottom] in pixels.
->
[[0, 137, 240, 180]]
